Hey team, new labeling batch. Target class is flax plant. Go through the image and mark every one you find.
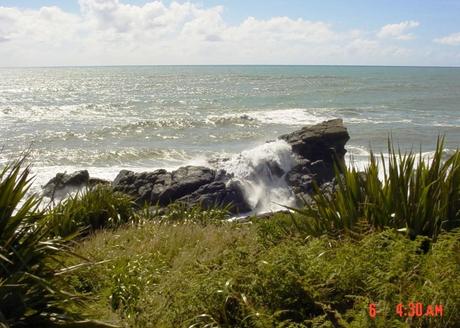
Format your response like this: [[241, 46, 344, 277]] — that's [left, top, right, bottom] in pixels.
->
[[289, 137, 460, 240], [46, 186, 135, 238], [0, 159, 80, 326]]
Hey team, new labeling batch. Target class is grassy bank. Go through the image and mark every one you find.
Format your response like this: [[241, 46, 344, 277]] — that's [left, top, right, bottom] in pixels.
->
[[1, 139, 460, 327], [66, 216, 460, 327]]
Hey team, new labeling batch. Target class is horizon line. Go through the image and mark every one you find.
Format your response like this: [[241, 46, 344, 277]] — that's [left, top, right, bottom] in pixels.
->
[[1, 64, 459, 69]]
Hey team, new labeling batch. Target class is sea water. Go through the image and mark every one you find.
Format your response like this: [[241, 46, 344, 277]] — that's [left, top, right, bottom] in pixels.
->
[[1, 65, 459, 212]]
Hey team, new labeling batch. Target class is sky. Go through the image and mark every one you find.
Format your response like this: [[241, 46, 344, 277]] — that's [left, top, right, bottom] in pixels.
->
[[0, 0, 460, 66]]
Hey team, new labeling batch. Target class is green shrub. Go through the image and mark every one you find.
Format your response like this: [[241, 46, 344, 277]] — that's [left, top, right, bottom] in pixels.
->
[[288, 137, 460, 240], [0, 159, 82, 327], [47, 185, 136, 238]]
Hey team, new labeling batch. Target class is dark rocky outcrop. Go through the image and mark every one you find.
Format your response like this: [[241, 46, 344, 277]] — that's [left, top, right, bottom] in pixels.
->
[[280, 119, 349, 198], [178, 180, 252, 213], [112, 169, 173, 205], [280, 118, 349, 165], [42, 119, 350, 215], [43, 170, 90, 198], [43, 170, 110, 198], [112, 166, 250, 213]]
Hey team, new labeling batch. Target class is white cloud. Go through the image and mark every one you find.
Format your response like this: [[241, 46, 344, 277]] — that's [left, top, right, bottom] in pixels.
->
[[0, 1, 436, 66], [434, 32, 460, 46], [377, 21, 419, 40]]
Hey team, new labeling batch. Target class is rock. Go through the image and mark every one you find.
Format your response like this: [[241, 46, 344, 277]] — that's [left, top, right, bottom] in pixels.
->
[[280, 119, 350, 199], [279, 118, 350, 166], [308, 160, 335, 184], [158, 166, 215, 205], [112, 169, 173, 204], [41, 119, 352, 215], [178, 180, 251, 214], [112, 166, 250, 213], [285, 159, 314, 195], [42, 170, 89, 198], [251, 159, 285, 180]]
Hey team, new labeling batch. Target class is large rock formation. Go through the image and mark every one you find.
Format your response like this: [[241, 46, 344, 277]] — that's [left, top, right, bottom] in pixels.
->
[[280, 118, 349, 165], [42, 119, 350, 215], [112, 166, 251, 213], [280, 119, 349, 198]]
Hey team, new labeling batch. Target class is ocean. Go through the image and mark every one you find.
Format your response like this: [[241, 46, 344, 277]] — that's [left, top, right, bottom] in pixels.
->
[[1, 65, 459, 211]]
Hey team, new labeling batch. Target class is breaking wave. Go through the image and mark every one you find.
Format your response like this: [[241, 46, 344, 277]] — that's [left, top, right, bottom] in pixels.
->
[[216, 139, 297, 214]]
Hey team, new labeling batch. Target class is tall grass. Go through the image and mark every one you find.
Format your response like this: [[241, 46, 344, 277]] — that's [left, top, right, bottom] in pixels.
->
[[289, 137, 460, 240], [160, 202, 232, 225], [67, 218, 460, 327]]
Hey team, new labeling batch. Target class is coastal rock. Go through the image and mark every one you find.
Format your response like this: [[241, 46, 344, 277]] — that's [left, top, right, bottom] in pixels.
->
[[157, 166, 216, 205], [285, 159, 314, 195], [112, 166, 250, 213], [279, 118, 350, 165], [112, 169, 172, 204], [281, 119, 349, 197], [178, 180, 251, 213], [42, 170, 90, 198], [43, 120, 351, 215]]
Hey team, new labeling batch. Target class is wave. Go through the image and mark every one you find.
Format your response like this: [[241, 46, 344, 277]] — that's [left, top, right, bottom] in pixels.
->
[[204, 108, 338, 127], [205, 107, 418, 127], [345, 146, 457, 179], [243, 108, 336, 126], [432, 122, 460, 128], [345, 118, 413, 124], [25, 148, 193, 166], [216, 139, 297, 213], [205, 114, 260, 127]]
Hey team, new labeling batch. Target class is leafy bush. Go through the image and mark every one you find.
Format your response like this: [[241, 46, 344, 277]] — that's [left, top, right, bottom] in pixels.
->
[[47, 185, 135, 238], [0, 159, 82, 327], [289, 138, 460, 240]]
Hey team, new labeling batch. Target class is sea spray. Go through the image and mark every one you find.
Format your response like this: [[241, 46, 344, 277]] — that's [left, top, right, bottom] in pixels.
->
[[218, 139, 297, 214]]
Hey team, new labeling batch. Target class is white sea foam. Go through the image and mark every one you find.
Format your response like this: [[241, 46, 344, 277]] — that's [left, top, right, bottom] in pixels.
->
[[207, 107, 416, 127], [218, 139, 297, 214], [244, 108, 336, 126], [345, 117, 413, 124]]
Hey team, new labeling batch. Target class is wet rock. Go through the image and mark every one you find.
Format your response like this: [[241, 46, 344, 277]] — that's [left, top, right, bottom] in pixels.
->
[[112, 166, 250, 213], [279, 118, 350, 165], [44, 119, 352, 215], [112, 169, 172, 204], [42, 170, 89, 198], [178, 180, 251, 214], [281, 119, 350, 199], [157, 166, 216, 205], [285, 159, 314, 195]]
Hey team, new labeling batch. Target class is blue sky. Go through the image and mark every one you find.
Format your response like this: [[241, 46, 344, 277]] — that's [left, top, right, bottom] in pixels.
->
[[0, 0, 459, 66]]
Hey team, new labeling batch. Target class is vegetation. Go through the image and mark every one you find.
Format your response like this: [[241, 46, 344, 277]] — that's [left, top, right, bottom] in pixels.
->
[[46, 185, 135, 238], [1, 139, 459, 327], [288, 138, 460, 241], [66, 215, 460, 327], [0, 159, 81, 327]]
